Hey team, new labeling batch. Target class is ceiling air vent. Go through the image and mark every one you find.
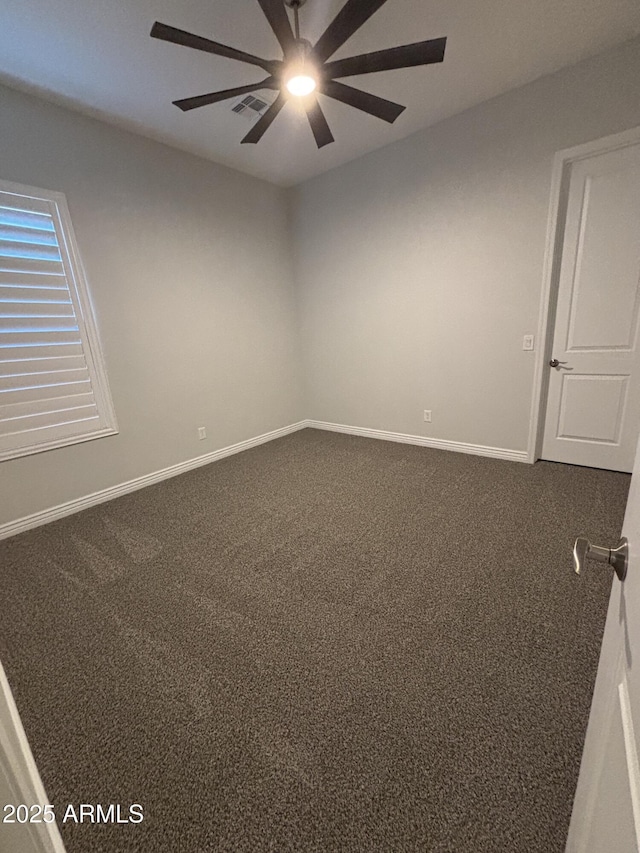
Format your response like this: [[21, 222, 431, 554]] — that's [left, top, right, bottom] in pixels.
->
[[230, 93, 274, 122]]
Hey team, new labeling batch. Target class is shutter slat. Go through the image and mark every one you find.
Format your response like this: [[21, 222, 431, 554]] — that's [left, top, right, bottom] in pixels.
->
[[0, 272, 67, 288], [0, 392, 96, 422], [0, 288, 71, 304], [0, 355, 87, 377], [0, 240, 62, 261], [0, 368, 90, 393], [0, 256, 65, 275], [0, 196, 53, 217], [0, 406, 98, 437], [0, 331, 81, 347], [0, 224, 59, 246], [0, 343, 85, 360], [0, 378, 92, 406], [0, 317, 79, 333], [0, 302, 75, 318]]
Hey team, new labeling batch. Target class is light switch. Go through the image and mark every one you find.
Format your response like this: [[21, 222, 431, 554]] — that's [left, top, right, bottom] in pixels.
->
[[522, 334, 534, 351]]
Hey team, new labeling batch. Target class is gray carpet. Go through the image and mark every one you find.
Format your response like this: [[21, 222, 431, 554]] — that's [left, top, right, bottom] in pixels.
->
[[0, 428, 630, 852]]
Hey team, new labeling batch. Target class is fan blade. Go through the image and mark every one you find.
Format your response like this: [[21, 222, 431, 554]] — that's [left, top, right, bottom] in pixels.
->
[[321, 79, 404, 123], [305, 98, 335, 148], [325, 37, 447, 78], [151, 22, 276, 73], [241, 92, 286, 144], [313, 0, 388, 63], [256, 0, 296, 56], [173, 79, 277, 112]]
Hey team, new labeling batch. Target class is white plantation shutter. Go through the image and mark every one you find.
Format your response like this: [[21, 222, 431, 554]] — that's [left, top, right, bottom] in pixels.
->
[[0, 182, 117, 461]]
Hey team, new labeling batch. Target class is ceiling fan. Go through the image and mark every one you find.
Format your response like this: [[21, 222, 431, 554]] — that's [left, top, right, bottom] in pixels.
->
[[150, 0, 447, 148]]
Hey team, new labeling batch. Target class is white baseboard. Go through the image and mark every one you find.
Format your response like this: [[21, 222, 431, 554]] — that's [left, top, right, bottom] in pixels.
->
[[306, 419, 529, 463], [0, 421, 307, 541], [0, 418, 528, 541]]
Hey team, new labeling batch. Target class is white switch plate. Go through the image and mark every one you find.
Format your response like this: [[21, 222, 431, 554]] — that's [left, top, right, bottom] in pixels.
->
[[423, 410, 432, 423], [522, 334, 534, 351], [198, 426, 207, 440]]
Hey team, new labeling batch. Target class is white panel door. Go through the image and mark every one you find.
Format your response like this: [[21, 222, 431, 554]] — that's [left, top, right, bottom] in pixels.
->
[[542, 143, 640, 473], [566, 432, 640, 851]]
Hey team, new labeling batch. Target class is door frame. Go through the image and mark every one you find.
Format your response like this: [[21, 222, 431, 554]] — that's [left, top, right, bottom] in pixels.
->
[[527, 124, 640, 464]]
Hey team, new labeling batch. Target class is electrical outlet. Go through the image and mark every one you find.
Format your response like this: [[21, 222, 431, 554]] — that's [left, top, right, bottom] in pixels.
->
[[423, 410, 432, 423], [198, 426, 207, 440], [522, 334, 534, 351]]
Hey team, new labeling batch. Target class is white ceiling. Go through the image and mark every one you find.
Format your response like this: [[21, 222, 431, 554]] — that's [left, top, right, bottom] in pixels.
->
[[2, 0, 640, 186]]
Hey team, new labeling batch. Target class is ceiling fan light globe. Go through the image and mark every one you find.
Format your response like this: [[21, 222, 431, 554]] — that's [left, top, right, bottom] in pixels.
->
[[286, 74, 317, 97]]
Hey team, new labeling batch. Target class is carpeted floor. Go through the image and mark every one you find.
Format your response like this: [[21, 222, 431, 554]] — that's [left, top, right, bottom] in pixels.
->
[[0, 428, 630, 852]]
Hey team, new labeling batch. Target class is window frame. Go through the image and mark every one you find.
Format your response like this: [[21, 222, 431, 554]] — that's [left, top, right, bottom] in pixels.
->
[[0, 179, 118, 462]]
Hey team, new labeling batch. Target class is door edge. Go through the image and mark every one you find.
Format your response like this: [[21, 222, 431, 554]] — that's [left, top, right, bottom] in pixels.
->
[[0, 661, 66, 852]]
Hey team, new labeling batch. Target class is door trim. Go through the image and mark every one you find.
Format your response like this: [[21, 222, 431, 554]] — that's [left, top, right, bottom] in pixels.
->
[[527, 125, 640, 463], [618, 676, 640, 847], [0, 661, 66, 852]]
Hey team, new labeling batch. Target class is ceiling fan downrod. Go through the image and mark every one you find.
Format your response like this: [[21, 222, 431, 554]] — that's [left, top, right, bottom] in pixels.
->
[[285, 0, 307, 43], [293, 1, 301, 40]]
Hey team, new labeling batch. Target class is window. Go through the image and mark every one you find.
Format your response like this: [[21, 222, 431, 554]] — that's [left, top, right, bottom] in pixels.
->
[[0, 180, 117, 461]]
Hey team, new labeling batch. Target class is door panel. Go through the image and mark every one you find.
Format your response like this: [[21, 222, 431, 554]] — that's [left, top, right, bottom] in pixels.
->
[[558, 374, 628, 443], [567, 171, 640, 351], [543, 143, 640, 472]]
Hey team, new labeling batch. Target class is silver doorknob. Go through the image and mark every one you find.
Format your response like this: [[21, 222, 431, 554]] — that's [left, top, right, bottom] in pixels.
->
[[573, 536, 628, 581], [549, 358, 569, 368]]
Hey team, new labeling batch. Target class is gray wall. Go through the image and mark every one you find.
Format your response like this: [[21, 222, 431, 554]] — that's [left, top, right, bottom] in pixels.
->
[[3, 37, 640, 528], [293, 37, 640, 452], [0, 83, 302, 526]]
